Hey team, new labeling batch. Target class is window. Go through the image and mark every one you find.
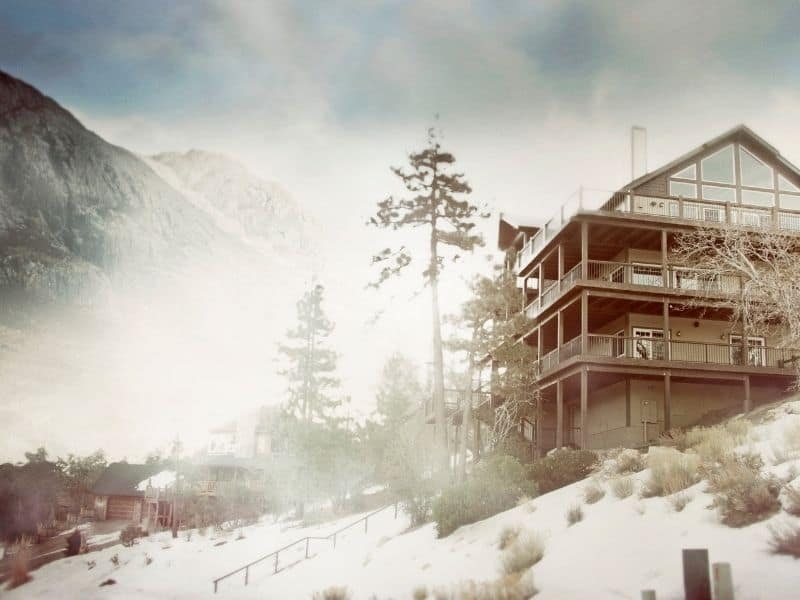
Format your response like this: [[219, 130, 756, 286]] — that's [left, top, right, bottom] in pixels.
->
[[741, 189, 775, 207], [778, 174, 800, 193], [673, 164, 696, 180], [632, 263, 663, 287], [702, 185, 736, 203], [780, 194, 800, 210], [739, 147, 774, 189], [730, 335, 766, 367], [701, 145, 735, 184], [669, 180, 697, 198], [632, 328, 666, 360]]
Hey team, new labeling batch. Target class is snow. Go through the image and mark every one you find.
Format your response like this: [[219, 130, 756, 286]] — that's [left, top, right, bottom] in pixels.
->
[[8, 400, 800, 599], [136, 470, 176, 492]]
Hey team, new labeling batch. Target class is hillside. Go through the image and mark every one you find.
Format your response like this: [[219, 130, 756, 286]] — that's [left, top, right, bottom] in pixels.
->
[[7, 399, 800, 599]]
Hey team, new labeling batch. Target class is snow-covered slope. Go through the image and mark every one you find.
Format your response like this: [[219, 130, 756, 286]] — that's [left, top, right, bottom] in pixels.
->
[[8, 402, 800, 599]]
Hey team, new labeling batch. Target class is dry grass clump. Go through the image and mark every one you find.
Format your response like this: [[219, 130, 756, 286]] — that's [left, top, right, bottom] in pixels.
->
[[611, 477, 634, 499], [498, 525, 521, 550], [312, 586, 351, 600], [641, 448, 700, 497], [429, 571, 537, 600], [706, 454, 781, 527], [689, 426, 736, 464], [725, 419, 753, 444], [582, 481, 605, 504], [500, 531, 545, 577], [614, 450, 646, 474], [782, 485, 800, 516], [669, 492, 692, 512], [566, 504, 583, 526], [769, 522, 800, 558], [5, 539, 32, 590]]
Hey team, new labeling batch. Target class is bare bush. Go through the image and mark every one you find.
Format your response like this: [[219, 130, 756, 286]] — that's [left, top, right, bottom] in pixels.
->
[[641, 448, 700, 497], [312, 586, 351, 600], [669, 492, 692, 512], [447, 572, 538, 600], [707, 454, 781, 527], [498, 525, 521, 550], [5, 539, 32, 590], [769, 522, 800, 558], [500, 532, 545, 576], [687, 426, 736, 464], [611, 477, 634, 499], [614, 450, 645, 474], [782, 485, 800, 516], [566, 504, 583, 526], [582, 481, 605, 504], [725, 419, 753, 444]]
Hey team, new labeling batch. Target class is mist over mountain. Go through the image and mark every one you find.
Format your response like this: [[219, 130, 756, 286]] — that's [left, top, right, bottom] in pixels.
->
[[0, 71, 313, 461]]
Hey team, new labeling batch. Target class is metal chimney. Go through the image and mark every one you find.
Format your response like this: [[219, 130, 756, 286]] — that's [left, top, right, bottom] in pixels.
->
[[631, 126, 647, 180]]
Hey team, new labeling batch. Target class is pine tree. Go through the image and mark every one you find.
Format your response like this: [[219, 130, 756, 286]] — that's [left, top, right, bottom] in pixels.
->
[[368, 127, 487, 470], [375, 352, 423, 430], [278, 284, 340, 423]]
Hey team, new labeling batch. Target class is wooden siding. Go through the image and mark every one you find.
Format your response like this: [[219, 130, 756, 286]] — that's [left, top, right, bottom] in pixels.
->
[[106, 496, 141, 521]]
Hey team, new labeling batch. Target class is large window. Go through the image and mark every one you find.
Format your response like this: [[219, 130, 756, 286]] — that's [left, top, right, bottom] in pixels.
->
[[668, 143, 800, 210], [730, 335, 766, 367], [632, 328, 666, 360]]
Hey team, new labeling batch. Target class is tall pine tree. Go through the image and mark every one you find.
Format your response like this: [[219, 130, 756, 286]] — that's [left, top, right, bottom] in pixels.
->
[[368, 127, 487, 470], [278, 284, 340, 423]]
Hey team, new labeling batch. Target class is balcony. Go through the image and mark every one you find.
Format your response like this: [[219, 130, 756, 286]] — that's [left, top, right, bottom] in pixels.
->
[[523, 260, 740, 321], [516, 189, 800, 274], [534, 334, 800, 376]]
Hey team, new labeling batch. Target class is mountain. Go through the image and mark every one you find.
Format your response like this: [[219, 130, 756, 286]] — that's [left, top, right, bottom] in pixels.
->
[[148, 150, 313, 256]]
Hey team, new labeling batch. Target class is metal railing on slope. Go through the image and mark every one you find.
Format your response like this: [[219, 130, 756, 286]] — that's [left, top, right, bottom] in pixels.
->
[[211, 503, 399, 593]]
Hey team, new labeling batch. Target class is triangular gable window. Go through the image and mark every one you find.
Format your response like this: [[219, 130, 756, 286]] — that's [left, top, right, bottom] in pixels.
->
[[740, 147, 773, 189], [779, 174, 800, 193], [701, 145, 734, 184], [672, 164, 696, 180]]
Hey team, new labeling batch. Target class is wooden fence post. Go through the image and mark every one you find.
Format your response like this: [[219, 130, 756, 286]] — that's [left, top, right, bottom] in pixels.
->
[[245, 566, 249, 586], [394, 502, 398, 519], [712, 562, 734, 600], [683, 549, 711, 600], [305, 538, 310, 559], [274, 552, 279, 574], [365, 516, 368, 533], [333, 532, 337, 548]]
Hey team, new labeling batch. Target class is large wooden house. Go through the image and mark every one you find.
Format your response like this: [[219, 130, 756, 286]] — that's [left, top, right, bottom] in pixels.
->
[[495, 125, 800, 457]]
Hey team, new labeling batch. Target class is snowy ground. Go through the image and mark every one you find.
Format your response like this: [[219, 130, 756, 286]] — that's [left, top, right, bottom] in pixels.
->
[[8, 401, 800, 599]]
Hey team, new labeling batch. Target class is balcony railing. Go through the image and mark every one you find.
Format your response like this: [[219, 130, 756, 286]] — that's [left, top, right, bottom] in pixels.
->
[[516, 189, 800, 273], [534, 334, 799, 375], [586, 261, 742, 294]]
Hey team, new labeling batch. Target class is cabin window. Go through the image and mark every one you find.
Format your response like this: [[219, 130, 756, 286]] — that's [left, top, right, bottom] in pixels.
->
[[702, 185, 736, 203], [701, 145, 735, 184], [778, 175, 800, 193], [669, 180, 697, 199], [672, 164, 696, 180], [741, 189, 775, 207], [739, 147, 774, 189], [730, 335, 766, 367], [632, 328, 666, 360], [632, 263, 663, 287]]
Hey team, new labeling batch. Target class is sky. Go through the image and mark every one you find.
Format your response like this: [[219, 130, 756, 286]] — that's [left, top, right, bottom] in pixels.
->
[[3, 0, 800, 460]]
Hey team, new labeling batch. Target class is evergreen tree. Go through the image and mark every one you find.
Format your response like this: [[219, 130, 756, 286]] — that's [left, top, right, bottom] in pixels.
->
[[375, 352, 423, 429], [368, 127, 487, 469], [278, 284, 340, 423]]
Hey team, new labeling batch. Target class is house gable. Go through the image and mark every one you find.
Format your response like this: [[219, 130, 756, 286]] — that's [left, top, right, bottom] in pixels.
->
[[623, 126, 800, 210]]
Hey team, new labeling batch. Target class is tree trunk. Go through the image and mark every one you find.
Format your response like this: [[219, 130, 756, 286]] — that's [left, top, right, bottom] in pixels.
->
[[458, 353, 475, 483], [430, 272, 448, 474]]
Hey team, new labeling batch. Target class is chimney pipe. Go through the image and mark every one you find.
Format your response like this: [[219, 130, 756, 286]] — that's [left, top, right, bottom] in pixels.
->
[[631, 126, 647, 180]]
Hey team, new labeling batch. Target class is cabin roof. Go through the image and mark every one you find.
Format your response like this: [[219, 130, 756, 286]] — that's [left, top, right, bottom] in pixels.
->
[[91, 462, 158, 497]]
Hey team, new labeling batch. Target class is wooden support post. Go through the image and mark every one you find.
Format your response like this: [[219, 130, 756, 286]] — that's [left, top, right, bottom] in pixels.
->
[[743, 375, 751, 413], [663, 371, 672, 432], [580, 221, 588, 279], [580, 367, 588, 449], [661, 229, 668, 287], [535, 396, 544, 459], [712, 563, 734, 600], [537, 325, 543, 360], [557, 309, 563, 348], [538, 264, 544, 308], [682, 549, 711, 600], [557, 243, 564, 290], [556, 379, 564, 449], [663, 300, 670, 359], [581, 291, 588, 353]]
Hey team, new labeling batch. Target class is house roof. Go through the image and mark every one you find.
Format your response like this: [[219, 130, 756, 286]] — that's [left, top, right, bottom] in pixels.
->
[[619, 124, 800, 192], [91, 462, 158, 497], [498, 212, 540, 251]]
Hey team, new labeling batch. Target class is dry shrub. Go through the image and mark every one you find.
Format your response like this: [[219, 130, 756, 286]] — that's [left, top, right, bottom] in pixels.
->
[[769, 522, 800, 558], [566, 504, 583, 526], [582, 481, 605, 504], [782, 485, 800, 516], [5, 539, 32, 590], [312, 586, 351, 600], [669, 492, 692, 512], [707, 454, 781, 527], [413, 587, 429, 600], [500, 532, 544, 576], [689, 426, 736, 464], [771, 443, 790, 465], [641, 448, 700, 497], [725, 419, 753, 444], [615, 450, 645, 474], [446, 571, 537, 600], [498, 525, 521, 550], [611, 477, 634, 499], [659, 428, 689, 451]]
